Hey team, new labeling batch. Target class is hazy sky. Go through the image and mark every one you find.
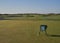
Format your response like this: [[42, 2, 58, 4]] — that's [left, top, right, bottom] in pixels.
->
[[0, 0, 60, 14]]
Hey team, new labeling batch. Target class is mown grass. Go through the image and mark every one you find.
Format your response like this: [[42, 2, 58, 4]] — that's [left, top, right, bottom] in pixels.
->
[[0, 20, 60, 43]]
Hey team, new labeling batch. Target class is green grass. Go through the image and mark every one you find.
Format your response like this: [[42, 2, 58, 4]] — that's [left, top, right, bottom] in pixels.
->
[[4, 14, 60, 20], [0, 20, 60, 43]]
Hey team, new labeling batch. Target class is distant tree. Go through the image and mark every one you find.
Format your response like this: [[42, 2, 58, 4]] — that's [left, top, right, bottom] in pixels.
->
[[48, 13, 55, 15], [57, 13, 60, 15], [4, 14, 8, 16]]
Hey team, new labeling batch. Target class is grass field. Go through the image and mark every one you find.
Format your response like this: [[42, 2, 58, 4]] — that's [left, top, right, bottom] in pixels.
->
[[0, 20, 60, 43]]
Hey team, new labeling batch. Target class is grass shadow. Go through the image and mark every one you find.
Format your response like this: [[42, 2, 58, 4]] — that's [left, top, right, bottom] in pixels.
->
[[47, 34, 60, 37]]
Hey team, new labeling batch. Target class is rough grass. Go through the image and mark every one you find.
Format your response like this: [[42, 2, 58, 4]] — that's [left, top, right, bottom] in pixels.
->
[[0, 20, 60, 43]]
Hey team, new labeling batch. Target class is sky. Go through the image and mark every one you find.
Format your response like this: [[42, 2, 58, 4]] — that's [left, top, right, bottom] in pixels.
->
[[0, 0, 60, 14]]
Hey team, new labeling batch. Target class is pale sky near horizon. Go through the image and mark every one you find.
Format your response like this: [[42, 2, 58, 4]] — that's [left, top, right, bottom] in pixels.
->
[[0, 0, 60, 14]]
